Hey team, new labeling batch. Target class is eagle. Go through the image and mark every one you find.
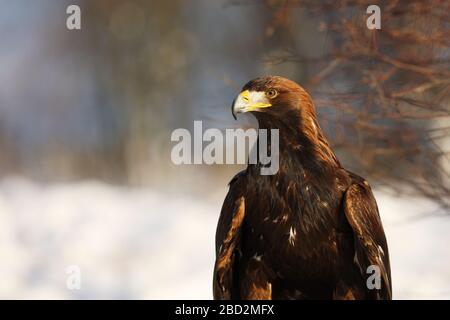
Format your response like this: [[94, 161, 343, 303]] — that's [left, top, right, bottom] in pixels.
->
[[213, 76, 392, 300]]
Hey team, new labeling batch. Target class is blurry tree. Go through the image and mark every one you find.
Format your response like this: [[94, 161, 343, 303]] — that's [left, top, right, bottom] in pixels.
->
[[257, 0, 450, 209], [0, 119, 19, 176], [80, 0, 193, 184]]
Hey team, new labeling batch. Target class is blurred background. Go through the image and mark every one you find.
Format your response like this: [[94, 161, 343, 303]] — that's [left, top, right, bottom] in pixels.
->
[[0, 0, 449, 299]]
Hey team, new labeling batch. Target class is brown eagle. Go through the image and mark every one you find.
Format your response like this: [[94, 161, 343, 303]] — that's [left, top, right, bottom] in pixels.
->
[[213, 76, 391, 300]]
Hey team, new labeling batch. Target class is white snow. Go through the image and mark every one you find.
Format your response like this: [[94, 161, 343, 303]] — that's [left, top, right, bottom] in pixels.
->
[[0, 177, 448, 299]]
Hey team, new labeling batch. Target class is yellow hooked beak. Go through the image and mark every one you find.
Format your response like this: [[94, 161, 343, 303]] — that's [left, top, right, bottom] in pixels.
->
[[231, 90, 272, 119]]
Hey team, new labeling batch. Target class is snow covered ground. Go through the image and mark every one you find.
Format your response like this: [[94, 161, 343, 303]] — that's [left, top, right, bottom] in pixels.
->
[[0, 176, 448, 299]]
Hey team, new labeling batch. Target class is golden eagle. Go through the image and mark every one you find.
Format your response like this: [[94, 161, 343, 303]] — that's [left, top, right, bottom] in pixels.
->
[[213, 76, 391, 300]]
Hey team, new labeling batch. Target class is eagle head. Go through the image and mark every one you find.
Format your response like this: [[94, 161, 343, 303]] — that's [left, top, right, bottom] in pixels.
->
[[231, 76, 316, 129], [232, 76, 338, 166]]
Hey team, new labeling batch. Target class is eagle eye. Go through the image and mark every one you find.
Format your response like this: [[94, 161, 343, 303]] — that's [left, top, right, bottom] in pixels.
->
[[266, 89, 278, 99]]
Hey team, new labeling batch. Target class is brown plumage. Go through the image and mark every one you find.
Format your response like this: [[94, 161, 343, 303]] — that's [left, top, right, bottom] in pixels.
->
[[213, 76, 392, 300]]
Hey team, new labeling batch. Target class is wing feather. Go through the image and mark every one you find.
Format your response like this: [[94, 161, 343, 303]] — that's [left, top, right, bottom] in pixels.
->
[[343, 181, 392, 299], [213, 172, 246, 299]]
